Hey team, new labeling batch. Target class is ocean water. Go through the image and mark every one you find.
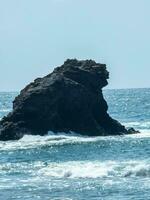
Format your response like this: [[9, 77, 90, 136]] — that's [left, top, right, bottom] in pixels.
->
[[0, 88, 150, 200]]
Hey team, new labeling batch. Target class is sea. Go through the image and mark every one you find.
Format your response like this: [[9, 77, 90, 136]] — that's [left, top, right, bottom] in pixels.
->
[[0, 88, 150, 200]]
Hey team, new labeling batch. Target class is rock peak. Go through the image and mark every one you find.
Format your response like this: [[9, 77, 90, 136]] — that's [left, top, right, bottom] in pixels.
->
[[57, 59, 107, 72], [53, 59, 109, 90]]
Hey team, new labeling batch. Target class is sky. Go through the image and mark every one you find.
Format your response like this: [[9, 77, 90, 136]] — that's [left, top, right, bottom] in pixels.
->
[[0, 0, 150, 91]]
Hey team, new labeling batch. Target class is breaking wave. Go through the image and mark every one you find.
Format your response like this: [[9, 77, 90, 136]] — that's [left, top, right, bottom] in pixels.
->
[[39, 160, 150, 178], [0, 160, 150, 179], [0, 130, 150, 151]]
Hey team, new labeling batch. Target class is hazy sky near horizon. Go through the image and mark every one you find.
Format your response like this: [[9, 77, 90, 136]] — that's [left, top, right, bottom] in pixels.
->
[[0, 0, 150, 91]]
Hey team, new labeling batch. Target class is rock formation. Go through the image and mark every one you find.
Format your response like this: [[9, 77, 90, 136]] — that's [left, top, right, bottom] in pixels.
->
[[0, 59, 137, 140]]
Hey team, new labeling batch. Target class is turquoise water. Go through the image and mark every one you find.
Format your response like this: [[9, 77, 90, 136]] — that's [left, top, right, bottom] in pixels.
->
[[0, 88, 150, 200]]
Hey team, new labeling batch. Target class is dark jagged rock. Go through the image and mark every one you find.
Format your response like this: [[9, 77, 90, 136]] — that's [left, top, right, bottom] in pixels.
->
[[0, 59, 137, 140]]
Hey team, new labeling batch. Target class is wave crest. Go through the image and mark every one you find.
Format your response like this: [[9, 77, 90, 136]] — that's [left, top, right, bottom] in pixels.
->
[[38, 160, 150, 179]]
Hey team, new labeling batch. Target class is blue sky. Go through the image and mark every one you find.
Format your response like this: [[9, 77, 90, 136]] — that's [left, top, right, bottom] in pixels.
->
[[0, 0, 150, 91]]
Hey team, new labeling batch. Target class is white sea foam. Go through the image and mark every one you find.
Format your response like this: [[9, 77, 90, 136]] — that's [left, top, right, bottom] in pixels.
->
[[38, 161, 115, 178], [37, 160, 150, 179], [0, 129, 150, 151], [0, 131, 111, 151], [1, 159, 149, 180], [1, 159, 150, 194], [126, 131, 150, 138]]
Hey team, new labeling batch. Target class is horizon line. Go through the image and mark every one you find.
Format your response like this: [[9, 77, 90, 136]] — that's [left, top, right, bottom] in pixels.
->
[[0, 86, 150, 93]]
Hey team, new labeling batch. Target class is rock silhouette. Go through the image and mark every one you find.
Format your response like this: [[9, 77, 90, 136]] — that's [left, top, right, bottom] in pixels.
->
[[0, 59, 137, 140]]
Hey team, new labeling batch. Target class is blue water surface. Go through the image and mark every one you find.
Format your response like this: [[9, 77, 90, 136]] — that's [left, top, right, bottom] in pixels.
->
[[0, 88, 150, 200]]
